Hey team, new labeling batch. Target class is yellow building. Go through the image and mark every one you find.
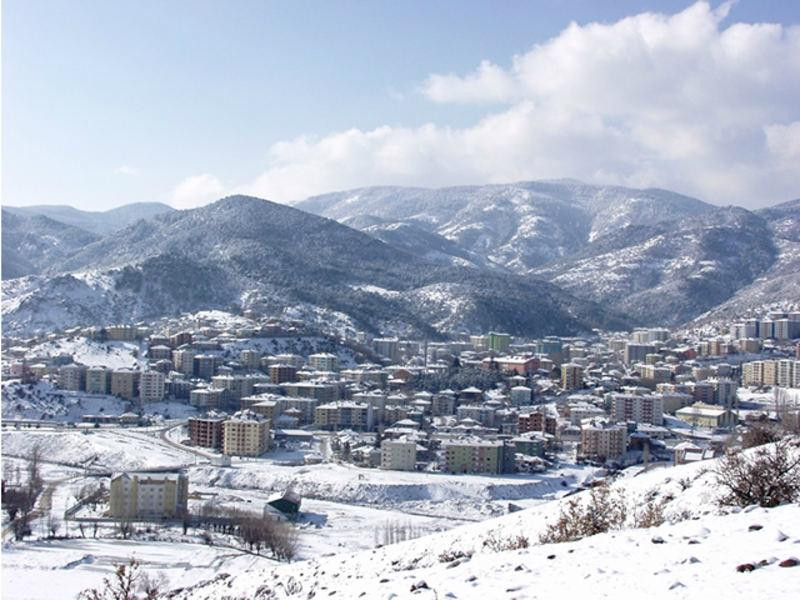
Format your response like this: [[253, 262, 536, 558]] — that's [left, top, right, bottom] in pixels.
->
[[675, 402, 736, 429], [441, 439, 503, 474], [222, 412, 271, 456], [109, 472, 188, 519]]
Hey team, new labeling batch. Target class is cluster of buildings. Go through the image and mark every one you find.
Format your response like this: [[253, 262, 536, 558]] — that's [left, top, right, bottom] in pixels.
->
[[4, 308, 800, 472]]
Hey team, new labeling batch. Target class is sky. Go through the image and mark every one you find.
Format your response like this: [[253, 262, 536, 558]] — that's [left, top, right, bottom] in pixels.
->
[[3, 0, 799, 211]]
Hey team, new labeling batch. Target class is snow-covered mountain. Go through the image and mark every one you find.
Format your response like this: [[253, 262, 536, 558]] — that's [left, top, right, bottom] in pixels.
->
[[692, 199, 800, 324], [1, 209, 100, 279], [533, 207, 778, 326], [3, 202, 174, 235], [1, 196, 628, 337], [298, 180, 713, 272], [299, 181, 791, 326]]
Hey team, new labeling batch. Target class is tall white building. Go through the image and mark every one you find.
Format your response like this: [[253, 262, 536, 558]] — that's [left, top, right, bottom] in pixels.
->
[[139, 370, 165, 403]]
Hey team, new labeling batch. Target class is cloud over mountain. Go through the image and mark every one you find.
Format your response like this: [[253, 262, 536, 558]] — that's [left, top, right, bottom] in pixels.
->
[[218, 2, 799, 208]]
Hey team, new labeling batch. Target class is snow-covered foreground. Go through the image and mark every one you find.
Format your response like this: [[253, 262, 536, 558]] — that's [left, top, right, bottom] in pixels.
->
[[183, 452, 800, 599], [1, 539, 263, 600], [188, 460, 596, 520]]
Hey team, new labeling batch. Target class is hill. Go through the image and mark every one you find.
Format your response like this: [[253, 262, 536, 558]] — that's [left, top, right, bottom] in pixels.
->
[[3, 202, 174, 235], [1, 196, 628, 337], [1, 209, 100, 279], [181, 443, 800, 599]]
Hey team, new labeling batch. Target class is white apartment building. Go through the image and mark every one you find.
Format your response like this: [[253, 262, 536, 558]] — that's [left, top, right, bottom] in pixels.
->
[[139, 370, 165, 403], [611, 393, 664, 425], [380, 438, 417, 471], [308, 352, 339, 372]]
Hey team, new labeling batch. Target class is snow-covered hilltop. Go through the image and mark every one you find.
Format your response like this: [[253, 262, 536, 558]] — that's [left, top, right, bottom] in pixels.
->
[[1, 195, 627, 338], [180, 444, 800, 599]]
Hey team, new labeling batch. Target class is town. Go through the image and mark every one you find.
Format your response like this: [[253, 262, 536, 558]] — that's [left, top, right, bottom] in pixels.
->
[[3, 307, 799, 561]]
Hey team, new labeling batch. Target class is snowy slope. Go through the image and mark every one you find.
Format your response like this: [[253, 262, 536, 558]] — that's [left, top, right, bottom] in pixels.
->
[[533, 207, 777, 326], [183, 448, 800, 599], [1, 196, 629, 338], [298, 180, 713, 273]]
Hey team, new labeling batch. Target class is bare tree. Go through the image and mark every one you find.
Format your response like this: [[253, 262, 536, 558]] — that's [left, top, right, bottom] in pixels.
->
[[741, 423, 783, 449], [715, 439, 800, 508], [78, 558, 167, 600]]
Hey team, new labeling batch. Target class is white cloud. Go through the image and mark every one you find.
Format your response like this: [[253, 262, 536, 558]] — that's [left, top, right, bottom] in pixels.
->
[[237, 2, 799, 208], [423, 60, 518, 104], [170, 174, 225, 209], [115, 165, 139, 176]]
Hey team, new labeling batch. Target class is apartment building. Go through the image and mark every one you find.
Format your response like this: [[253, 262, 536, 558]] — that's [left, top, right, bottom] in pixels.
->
[[510, 385, 532, 406], [456, 405, 497, 428], [172, 348, 196, 376], [109, 472, 188, 519], [561, 363, 583, 391], [268, 363, 298, 384], [189, 387, 227, 409], [283, 381, 339, 403], [624, 342, 656, 365], [222, 412, 271, 456], [194, 354, 219, 379], [211, 374, 266, 402], [487, 332, 511, 353], [373, 338, 400, 362], [110, 369, 140, 401], [314, 401, 372, 431], [380, 438, 417, 471], [611, 393, 664, 425], [187, 415, 226, 450], [239, 349, 261, 370], [85, 366, 109, 394], [308, 353, 339, 372], [518, 410, 557, 436], [580, 423, 627, 462], [139, 370, 165, 403], [640, 364, 672, 386], [441, 438, 504, 474], [709, 378, 738, 408], [58, 364, 86, 391]]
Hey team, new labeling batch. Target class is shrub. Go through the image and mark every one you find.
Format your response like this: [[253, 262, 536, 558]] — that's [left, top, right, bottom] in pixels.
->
[[741, 424, 783, 449], [539, 483, 626, 544], [78, 558, 167, 600], [482, 532, 529, 552], [715, 440, 800, 508]]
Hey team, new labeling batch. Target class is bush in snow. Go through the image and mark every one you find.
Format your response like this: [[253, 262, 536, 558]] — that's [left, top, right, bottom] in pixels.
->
[[715, 439, 800, 508], [539, 483, 627, 544], [78, 558, 167, 600], [482, 532, 530, 552]]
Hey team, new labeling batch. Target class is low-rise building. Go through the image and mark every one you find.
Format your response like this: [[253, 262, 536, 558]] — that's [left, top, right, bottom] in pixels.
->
[[109, 472, 188, 519], [675, 402, 736, 429]]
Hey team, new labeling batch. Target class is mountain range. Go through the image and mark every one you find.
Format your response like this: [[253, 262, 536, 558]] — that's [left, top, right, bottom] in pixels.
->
[[0, 195, 627, 338], [2, 181, 797, 337]]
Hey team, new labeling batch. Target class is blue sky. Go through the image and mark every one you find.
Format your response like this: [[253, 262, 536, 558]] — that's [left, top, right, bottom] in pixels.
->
[[3, 1, 799, 210]]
